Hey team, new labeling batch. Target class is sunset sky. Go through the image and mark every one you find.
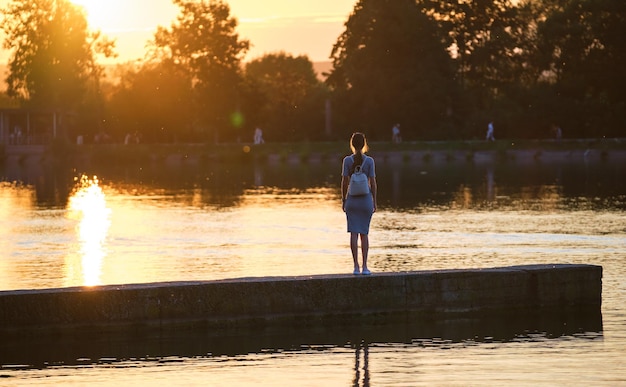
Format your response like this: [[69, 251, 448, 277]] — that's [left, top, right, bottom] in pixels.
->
[[0, 0, 357, 64]]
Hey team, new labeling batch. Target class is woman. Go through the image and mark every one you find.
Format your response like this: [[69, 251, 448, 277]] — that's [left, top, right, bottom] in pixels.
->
[[341, 132, 377, 275]]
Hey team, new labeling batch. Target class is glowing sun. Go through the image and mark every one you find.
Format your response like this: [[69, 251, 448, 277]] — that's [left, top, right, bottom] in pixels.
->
[[68, 0, 143, 33]]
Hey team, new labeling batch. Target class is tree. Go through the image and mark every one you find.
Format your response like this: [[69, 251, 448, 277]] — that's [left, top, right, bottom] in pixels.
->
[[431, 0, 521, 88], [534, 0, 626, 137], [0, 0, 114, 129], [105, 60, 194, 143], [426, 0, 531, 137], [245, 52, 328, 141], [151, 0, 249, 143], [327, 0, 455, 140]]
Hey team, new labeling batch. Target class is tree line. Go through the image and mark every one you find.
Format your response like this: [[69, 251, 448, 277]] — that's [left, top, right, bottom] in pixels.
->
[[1, 0, 624, 144]]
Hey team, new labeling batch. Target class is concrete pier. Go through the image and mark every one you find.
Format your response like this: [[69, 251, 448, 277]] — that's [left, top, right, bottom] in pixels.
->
[[0, 264, 601, 337]]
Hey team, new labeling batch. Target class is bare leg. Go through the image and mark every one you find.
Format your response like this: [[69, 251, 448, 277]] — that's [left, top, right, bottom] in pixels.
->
[[350, 232, 359, 272], [360, 234, 369, 272]]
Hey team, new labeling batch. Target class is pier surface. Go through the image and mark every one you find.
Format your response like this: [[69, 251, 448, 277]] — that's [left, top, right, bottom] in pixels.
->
[[0, 264, 601, 336]]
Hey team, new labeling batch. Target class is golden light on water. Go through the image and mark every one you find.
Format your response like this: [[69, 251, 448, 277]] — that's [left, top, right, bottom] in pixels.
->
[[67, 175, 111, 286]]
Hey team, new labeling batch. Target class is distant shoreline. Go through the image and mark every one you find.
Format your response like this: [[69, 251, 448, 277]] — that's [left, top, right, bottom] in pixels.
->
[[2, 139, 626, 168]]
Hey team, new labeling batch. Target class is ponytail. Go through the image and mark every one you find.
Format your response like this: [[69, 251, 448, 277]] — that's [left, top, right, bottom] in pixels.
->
[[353, 151, 363, 167], [349, 132, 368, 173]]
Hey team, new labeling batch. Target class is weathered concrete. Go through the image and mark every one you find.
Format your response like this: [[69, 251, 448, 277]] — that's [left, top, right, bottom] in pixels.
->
[[0, 264, 601, 337]]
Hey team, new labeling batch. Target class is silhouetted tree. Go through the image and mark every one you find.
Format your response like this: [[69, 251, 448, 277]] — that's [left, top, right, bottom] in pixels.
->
[[151, 0, 249, 143], [327, 0, 455, 140], [427, 0, 530, 137], [244, 52, 328, 141], [1, 0, 115, 139], [533, 0, 626, 137], [106, 60, 194, 143]]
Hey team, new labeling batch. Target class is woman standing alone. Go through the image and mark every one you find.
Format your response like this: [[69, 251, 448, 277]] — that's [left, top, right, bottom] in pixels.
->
[[341, 132, 377, 275]]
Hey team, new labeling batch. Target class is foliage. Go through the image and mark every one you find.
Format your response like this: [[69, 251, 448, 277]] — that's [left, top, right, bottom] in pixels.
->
[[427, 0, 535, 138], [532, 0, 626, 138], [2, 0, 625, 144], [327, 0, 456, 141], [151, 0, 249, 142], [244, 52, 329, 141], [105, 60, 194, 143], [431, 0, 523, 93], [326, 0, 626, 140], [0, 0, 114, 112]]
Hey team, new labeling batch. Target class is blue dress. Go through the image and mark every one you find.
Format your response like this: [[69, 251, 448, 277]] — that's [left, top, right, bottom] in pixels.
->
[[342, 154, 376, 234]]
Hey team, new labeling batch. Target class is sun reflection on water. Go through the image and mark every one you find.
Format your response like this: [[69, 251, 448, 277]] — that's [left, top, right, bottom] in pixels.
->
[[66, 175, 111, 286]]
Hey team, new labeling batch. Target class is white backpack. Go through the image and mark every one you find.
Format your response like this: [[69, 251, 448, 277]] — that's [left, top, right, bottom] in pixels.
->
[[348, 165, 370, 196]]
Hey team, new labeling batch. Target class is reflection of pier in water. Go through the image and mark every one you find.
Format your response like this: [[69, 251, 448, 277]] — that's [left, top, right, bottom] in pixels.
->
[[0, 264, 602, 372], [0, 303, 602, 373]]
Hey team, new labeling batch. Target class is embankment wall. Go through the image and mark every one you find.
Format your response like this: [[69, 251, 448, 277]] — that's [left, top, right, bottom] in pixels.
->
[[0, 264, 602, 336]]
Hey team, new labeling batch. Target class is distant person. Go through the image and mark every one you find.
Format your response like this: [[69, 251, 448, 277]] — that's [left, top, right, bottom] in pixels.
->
[[486, 121, 495, 141], [13, 125, 22, 145], [254, 127, 265, 144], [125, 132, 140, 145], [552, 124, 562, 142], [341, 132, 377, 275], [94, 131, 110, 144], [391, 123, 401, 144]]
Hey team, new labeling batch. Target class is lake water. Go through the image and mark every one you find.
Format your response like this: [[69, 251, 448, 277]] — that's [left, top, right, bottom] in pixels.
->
[[1, 154, 625, 385]]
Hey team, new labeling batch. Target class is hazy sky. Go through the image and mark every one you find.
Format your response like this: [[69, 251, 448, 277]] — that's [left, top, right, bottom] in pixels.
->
[[0, 0, 357, 64]]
